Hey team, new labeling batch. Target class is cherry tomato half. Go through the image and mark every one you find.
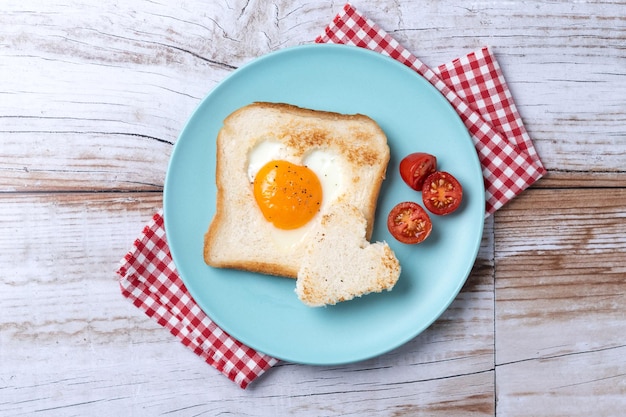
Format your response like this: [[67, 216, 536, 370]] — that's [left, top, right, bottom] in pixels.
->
[[422, 171, 463, 215], [399, 152, 437, 191], [387, 202, 433, 244]]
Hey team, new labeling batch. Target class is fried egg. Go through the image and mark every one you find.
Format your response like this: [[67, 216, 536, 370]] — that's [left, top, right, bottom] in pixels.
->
[[253, 160, 322, 230], [247, 139, 344, 247]]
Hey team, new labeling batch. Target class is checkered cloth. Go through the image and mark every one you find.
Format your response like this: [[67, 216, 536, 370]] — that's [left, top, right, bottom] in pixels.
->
[[117, 3, 545, 389]]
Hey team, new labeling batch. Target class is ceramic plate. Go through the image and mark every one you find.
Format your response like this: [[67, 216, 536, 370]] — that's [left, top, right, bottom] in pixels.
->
[[164, 44, 485, 365]]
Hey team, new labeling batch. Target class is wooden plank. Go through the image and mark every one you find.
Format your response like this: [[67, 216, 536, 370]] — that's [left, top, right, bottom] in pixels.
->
[[1, 1, 624, 192], [494, 188, 626, 414], [497, 346, 626, 417], [495, 188, 626, 361], [0, 2, 231, 192], [495, 188, 626, 364], [533, 171, 626, 189], [0, 192, 494, 415]]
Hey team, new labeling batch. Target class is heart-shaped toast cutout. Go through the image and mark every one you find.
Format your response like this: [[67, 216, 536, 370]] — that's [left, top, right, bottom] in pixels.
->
[[296, 203, 401, 307]]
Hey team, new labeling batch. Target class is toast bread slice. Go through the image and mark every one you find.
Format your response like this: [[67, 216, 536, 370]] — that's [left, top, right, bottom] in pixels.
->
[[204, 102, 391, 280]]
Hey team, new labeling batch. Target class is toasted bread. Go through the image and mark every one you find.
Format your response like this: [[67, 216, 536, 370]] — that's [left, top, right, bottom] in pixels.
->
[[204, 102, 393, 285], [296, 203, 401, 306]]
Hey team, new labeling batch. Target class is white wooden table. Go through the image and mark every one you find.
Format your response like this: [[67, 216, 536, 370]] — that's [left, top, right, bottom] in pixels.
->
[[1, 1, 625, 415]]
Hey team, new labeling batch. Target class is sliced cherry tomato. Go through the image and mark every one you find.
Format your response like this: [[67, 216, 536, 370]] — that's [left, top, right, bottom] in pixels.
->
[[399, 152, 437, 191], [387, 201, 433, 244], [422, 171, 463, 215]]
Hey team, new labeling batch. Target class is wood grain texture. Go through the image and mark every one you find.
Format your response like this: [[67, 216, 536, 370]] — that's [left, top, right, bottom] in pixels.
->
[[497, 346, 626, 417], [494, 188, 626, 416], [495, 189, 626, 365], [1, 0, 624, 191], [1, 0, 625, 415]]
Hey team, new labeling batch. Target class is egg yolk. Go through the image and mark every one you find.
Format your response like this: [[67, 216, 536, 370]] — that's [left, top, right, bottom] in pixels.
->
[[253, 160, 323, 230]]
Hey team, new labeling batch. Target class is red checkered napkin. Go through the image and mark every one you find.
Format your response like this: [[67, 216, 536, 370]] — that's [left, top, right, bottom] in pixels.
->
[[117, 3, 546, 389], [317, 3, 546, 215]]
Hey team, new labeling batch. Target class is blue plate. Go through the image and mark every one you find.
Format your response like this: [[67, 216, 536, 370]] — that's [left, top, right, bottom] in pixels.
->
[[164, 44, 485, 365]]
